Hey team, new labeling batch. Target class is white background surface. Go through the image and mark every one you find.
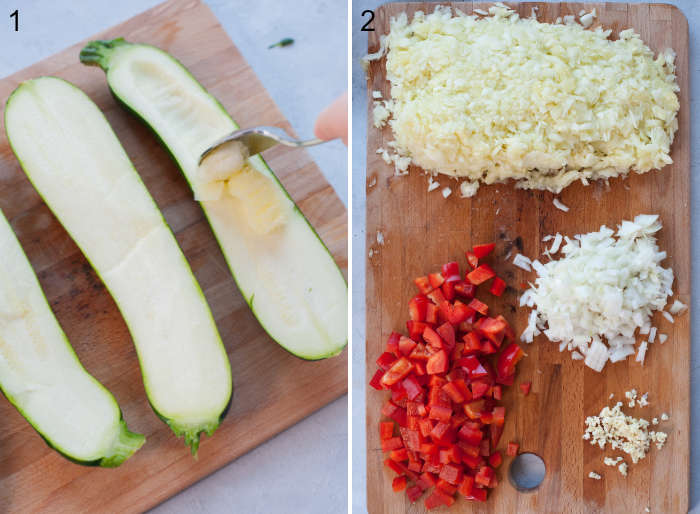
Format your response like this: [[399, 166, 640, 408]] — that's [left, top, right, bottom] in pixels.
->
[[0, 1, 348, 513], [351, 1, 700, 513]]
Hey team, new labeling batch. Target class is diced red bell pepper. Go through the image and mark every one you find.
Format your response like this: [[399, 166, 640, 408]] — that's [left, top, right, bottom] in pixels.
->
[[448, 301, 475, 325], [475, 465, 495, 487], [490, 277, 507, 296], [465, 251, 479, 269], [382, 401, 407, 427], [428, 405, 452, 423], [406, 320, 429, 341], [369, 369, 385, 390], [436, 322, 456, 349], [414, 276, 433, 294], [467, 298, 489, 316], [496, 373, 515, 386], [458, 441, 480, 459], [408, 294, 429, 321], [439, 463, 464, 485], [381, 437, 404, 452], [467, 264, 496, 285], [458, 475, 474, 497], [506, 441, 519, 456], [462, 332, 482, 353], [398, 336, 417, 356], [442, 280, 456, 301], [462, 454, 484, 469], [425, 303, 438, 324], [376, 352, 396, 371], [497, 314, 515, 341], [490, 424, 504, 448], [418, 418, 434, 438], [492, 385, 502, 400], [441, 261, 461, 283], [429, 272, 445, 288], [390, 448, 409, 461], [423, 326, 445, 350], [427, 350, 449, 375], [417, 471, 438, 489], [420, 442, 438, 457], [465, 487, 488, 502], [392, 475, 407, 492], [427, 288, 446, 306], [400, 427, 422, 452], [480, 410, 494, 425], [464, 399, 486, 420], [478, 316, 507, 347], [472, 243, 496, 258], [380, 421, 394, 440], [425, 489, 455, 509], [381, 357, 413, 386], [385, 458, 404, 475], [489, 451, 503, 468], [458, 424, 483, 446], [406, 484, 424, 503], [496, 343, 525, 379], [401, 376, 421, 401], [454, 280, 477, 299], [520, 381, 532, 396], [430, 422, 455, 445], [436, 478, 458, 495], [442, 382, 465, 404], [492, 406, 506, 426], [471, 380, 490, 400], [386, 331, 401, 355]]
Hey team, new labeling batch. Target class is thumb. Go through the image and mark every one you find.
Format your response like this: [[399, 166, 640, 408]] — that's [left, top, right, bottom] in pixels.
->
[[314, 91, 348, 145]]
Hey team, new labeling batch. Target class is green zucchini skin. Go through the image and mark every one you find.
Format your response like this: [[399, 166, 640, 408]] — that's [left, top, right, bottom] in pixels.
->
[[80, 39, 348, 361], [0, 208, 144, 467], [5, 77, 232, 454]]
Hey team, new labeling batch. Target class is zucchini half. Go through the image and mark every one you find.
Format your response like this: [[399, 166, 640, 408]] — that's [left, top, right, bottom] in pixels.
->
[[80, 39, 348, 360], [0, 209, 144, 466], [4, 77, 232, 453]]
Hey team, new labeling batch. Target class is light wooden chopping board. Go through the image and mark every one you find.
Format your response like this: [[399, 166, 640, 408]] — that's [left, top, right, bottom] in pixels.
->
[[365, 3, 689, 513], [0, 0, 347, 511]]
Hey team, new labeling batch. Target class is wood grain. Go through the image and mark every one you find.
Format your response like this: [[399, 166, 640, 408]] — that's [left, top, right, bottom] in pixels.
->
[[0, 0, 347, 512], [365, 3, 689, 513]]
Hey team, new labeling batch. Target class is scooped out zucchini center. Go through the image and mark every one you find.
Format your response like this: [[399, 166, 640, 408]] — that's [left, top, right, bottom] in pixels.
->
[[195, 140, 293, 234]]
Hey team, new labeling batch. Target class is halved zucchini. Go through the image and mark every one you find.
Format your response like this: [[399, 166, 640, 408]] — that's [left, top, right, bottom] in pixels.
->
[[0, 209, 144, 466], [80, 39, 348, 360], [4, 77, 232, 452]]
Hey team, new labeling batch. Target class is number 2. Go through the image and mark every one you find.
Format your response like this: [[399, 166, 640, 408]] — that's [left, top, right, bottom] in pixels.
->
[[361, 10, 375, 32]]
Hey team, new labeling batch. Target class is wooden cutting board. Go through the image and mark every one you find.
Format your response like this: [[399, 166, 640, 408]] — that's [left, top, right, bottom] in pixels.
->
[[0, 0, 347, 511], [365, 3, 689, 513]]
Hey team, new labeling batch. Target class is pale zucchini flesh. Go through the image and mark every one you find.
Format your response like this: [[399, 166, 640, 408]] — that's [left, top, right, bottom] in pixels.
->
[[0, 209, 144, 466], [4, 77, 232, 452], [80, 39, 348, 360]]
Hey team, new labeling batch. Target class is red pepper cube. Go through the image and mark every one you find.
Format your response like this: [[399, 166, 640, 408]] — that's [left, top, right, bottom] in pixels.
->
[[428, 404, 452, 423], [418, 471, 438, 489], [376, 352, 396, 371], [407, 320, 429, 342], [384, 458, 404, 475], [414, 276, 433, 294], [400, 428, 422, 452], [489, 451, 503, 468], [475, 465, 495, 487], [467, 264, 496, 285], [439, 463, 464, 485], [472, 243, 496, 258], [442, 280, 456, 301], [369, 369, 385, 390], [427, 288, 446, 306], [381, 436, 404, 452], [492, 406, 506, 426], [462, 454, 483, 469], [436, 478, 458, 495], [418, 418, 434, 438], [466, 487, 488, 501], [392, 475, 407, 492], [497, 343, 525, 379], [425, 303, 438, 324], [441, 261, 461, 282], [492, 385, 502, 400], [436, 322, 456, 349], [490, 424, 504, 449], [398, 336, 417, 356], [379, 421, 394, 441], [442, 382, 465, 404], [409, 294, 429, 322], [390, 448, 409, 461], [458, 424, 483, 446], [386, 331, 401, 355], [458, 475, 474, 497], [426, 350, 449, 375], [406, 484, 424, 503], [429, 272, 445, 288], [506, 441, 520, 456], [471, 381, 490, 400], [381, 357, 414, 387], [458, 441, 480, 458], [423, 326, 445, 350], [465, 251, 479, 269], [520, 381, 532, 396], [479, 439, 490, 457], [490, 276, 507, 296], [467, 298, 489, 316], [454, 280, 477, 299], [464, 399, 486, 421], [430, 422, 455, 445], [478, 316, 507, 347]]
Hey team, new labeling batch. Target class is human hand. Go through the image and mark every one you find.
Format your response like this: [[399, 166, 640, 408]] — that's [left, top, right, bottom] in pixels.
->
[[313, 91, 348, 146]]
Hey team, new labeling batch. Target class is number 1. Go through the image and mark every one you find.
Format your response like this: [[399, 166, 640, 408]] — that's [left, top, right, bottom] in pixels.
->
[[10, 9, 18, 31]]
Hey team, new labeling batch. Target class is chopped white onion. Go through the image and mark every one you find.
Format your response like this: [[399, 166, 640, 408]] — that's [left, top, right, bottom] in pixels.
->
[[513, 253, 533, 271], [553, 198, 570, 212], [648, 327, 657, 343], [669, 300, 687, 315], [662, 311, 674, 324], [635, 341, 648, 364], [658, 333, 668, 344], [441, 186, 452, 198]]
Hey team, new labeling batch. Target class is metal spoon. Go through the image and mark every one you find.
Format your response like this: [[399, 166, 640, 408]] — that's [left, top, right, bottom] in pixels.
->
[[198, 126, 329, 165]]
